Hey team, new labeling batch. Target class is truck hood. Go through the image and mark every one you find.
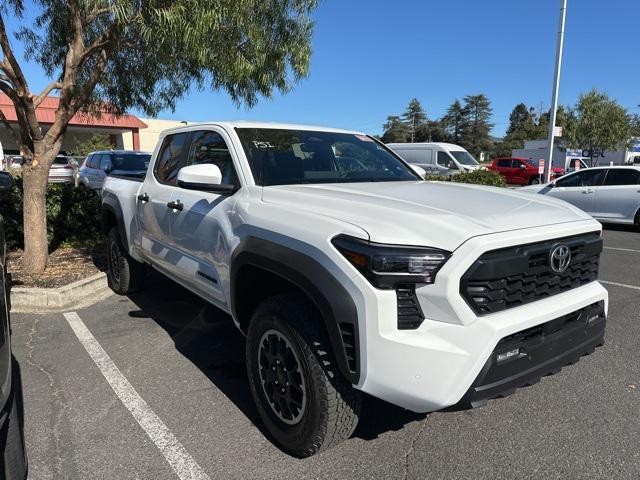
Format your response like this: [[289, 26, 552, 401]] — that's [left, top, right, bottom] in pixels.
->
[[262, 181, 592, 250]]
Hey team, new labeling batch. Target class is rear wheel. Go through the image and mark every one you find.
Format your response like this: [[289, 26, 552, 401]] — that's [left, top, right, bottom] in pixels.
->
[[529, 176, 541, 185], [106, 227, 145, 294], [246, 293, 360, 457]]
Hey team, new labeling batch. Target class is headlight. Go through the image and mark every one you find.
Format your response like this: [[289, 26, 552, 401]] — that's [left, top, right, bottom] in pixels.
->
[[331, 235, 451, 289]]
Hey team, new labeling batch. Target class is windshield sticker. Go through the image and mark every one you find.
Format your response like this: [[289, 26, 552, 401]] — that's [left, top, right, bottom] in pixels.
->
[[355, 135, 373, 142], [252, 141, 275, 149]]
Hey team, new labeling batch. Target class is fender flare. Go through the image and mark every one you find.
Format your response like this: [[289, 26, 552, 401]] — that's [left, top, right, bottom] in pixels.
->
[[231, 236, 360, 384], [101, 192, 129, 253]]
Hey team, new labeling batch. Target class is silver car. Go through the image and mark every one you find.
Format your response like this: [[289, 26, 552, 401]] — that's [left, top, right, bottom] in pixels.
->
[[520, 166, 640, 229], [79, 150, 151, 190]]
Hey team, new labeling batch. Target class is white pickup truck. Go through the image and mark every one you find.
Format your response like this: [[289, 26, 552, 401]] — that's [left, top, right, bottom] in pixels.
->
[[101, 121, 608, 457]]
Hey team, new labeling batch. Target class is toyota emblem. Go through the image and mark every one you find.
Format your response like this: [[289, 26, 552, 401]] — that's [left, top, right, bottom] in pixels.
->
[[549, 244, 571, 274]]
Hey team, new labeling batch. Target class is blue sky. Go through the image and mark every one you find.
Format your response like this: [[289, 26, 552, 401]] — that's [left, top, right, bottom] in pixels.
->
[[6, 0, 640, 136]]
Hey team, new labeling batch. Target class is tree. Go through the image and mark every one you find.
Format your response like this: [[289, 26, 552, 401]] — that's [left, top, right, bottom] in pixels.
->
[[402, 98, 427, 143], [563, 89, 632, 167], [440, 100, 467, 144], [68, 134, 112, 157], [381, 115, 409, 143], [0, 0, 317, 274], [460, 94, 493, 157]]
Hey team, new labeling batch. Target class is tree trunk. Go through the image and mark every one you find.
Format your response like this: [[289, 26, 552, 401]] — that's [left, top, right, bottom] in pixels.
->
[[22, 159, 51, 274]]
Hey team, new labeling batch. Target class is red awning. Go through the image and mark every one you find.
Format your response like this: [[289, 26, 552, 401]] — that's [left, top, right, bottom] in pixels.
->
[[0, 94, 147, 130]]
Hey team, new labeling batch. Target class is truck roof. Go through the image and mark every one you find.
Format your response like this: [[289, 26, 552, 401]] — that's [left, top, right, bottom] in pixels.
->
[[159, 121, 365, 136], [386, 142, 468, 151]]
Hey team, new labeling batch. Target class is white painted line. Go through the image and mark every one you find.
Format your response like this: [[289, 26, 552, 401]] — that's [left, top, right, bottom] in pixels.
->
[[604, 247, 640, 254], [64, 312, 210, 480], [600, 280, 640, 291]]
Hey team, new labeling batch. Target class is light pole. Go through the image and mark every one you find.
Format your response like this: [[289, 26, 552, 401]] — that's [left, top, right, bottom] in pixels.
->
[[545, 0, 568, 183]]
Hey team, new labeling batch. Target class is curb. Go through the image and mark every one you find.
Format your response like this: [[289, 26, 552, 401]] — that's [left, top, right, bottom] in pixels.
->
[[10, 272, 114, 313]]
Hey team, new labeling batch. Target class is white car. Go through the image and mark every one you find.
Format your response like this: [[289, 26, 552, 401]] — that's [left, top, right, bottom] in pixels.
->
[[520, 166, 640, 229], [101, 121, 607, 456]]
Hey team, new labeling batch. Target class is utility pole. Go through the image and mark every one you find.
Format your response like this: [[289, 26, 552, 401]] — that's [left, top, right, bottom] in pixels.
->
[[545, 0, 568, 183]]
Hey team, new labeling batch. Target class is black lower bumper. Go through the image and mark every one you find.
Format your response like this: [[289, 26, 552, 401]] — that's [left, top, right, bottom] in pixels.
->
[[459, 301, 606, 408]]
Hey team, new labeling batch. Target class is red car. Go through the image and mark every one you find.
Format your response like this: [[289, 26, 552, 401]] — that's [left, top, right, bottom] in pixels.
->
[[488, 157, 564, 185]]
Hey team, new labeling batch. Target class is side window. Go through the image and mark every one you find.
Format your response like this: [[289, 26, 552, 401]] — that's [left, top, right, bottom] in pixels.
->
[[437, 151, 451, 168], [424, 149, 433, 162], [154, 133, 188, 186], [89, 154, 102, 169], [100, 154, 112, 172], [603, 169, 640, 186], [187, 130, 239, 187], [395, 150, 423, 164], [556, 169, 605, 187], [497, 159, 512, 168]]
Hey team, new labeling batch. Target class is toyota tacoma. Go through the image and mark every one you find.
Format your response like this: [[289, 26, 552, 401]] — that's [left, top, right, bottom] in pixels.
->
[[101, 122, 607, 457]]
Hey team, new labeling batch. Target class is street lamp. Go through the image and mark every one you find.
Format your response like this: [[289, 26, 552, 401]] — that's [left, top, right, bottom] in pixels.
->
[[545, 0, 568, 183]]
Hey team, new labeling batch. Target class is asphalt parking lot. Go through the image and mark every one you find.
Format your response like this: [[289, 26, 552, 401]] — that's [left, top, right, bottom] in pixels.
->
[[11, 226, 640, 480]]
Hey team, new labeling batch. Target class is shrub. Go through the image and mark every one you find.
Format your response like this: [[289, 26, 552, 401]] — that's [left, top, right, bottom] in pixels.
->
[[0, 179, 101, 251], [425, 169, 506, 187]]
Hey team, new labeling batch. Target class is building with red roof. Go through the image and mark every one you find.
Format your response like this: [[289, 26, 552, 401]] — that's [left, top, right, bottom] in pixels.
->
[[0, 94, 148, 155]]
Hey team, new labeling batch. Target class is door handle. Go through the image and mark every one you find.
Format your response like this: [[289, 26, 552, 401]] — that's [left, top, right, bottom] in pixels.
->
[[581, 189, 594, 194], [166, 200, 183, 211], [137, 192, 149, 202]]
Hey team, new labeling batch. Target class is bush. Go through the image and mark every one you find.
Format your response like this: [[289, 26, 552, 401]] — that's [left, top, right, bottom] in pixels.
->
[[0, 179, 101, 251], [425, 169, 506, 187]]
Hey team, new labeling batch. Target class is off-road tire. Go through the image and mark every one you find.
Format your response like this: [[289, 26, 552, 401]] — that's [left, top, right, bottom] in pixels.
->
[[107, 227, 145, 295], [246, 293, 360, 457]]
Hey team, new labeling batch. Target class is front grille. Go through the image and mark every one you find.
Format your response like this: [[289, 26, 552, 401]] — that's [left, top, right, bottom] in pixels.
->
[[461, 232, 602, 315], [396, 287, 425, 329]]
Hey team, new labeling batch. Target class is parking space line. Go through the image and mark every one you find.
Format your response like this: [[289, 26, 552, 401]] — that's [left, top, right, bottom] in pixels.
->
[[600, 280, 640, 291], [63, 312, 210, 480], [604, 247, 640, 254]]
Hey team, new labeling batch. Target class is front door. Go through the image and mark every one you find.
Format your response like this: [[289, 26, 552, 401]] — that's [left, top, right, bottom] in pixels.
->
[[137, 132, 189, 270], [169, 128, 242, 306], [548, 168, 606, 214]]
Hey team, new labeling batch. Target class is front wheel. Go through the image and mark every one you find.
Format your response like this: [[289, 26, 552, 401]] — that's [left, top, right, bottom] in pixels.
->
[[529, 176, 541, 185], [106, 227, 145, 295], [246, 293, 360, 457]]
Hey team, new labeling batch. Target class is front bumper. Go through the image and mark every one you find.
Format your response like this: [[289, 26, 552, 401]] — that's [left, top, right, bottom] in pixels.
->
[[458, 301, 605, 408]]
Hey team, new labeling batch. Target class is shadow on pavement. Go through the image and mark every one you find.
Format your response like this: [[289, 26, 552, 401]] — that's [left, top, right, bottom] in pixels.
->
[[602, 224, 638, 233], [125, 270, 422, 444]]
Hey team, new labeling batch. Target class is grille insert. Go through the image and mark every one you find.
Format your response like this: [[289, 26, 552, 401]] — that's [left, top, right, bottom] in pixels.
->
[[461, 233, 602, 315], [396, 287, 425, 329]]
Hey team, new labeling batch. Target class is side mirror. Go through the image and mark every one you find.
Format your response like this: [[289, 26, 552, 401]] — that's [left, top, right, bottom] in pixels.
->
[[410, 165, 426, 178], [519, 164, 527, 170], [0, 172, 14, 191], [177, 163, 235, 194]]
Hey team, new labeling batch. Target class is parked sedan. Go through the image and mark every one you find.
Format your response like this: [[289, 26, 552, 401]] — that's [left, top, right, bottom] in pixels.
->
[[78, 150, 151, 190], [47, 155, 75, 183], [520, 166, 640, 229], [488, 157, 564, 185]]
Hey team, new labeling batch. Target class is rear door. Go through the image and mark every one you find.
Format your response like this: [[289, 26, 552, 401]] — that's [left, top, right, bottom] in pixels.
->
[[137, 132, 189, 270], [591, 168, 640, 221], [169, 128, 242, 305], [494, 159, 513, 182], [548, 169, 606, 214]]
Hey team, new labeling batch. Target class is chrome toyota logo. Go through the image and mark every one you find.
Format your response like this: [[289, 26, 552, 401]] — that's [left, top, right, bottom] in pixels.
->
[[549, 244, 571, 273]]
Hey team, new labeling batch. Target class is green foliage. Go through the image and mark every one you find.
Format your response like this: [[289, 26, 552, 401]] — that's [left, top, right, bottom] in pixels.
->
[[424, 169, 506, 187], [459, 94, 493, 158], [440, 100, 466, 144], [562, 89, 632, 166], [10, 0, 318, 115], [0, 181, 101, 251], [68, 134, 113, 157], [402, 98, 427, 142], [381, 115, 409, 143]]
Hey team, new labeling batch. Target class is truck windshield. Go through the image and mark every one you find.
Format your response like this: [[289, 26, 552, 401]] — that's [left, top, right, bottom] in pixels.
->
[[450, 151, 478, 166], [236, 128, 419, 186], [112, 154, 151, 171]]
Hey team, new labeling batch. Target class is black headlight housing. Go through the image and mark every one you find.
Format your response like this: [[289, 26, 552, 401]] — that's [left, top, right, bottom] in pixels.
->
[[331, 235, 451, 289]]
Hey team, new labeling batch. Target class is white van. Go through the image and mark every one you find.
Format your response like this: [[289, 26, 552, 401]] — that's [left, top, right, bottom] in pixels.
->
[[386, 142, 480, 176]]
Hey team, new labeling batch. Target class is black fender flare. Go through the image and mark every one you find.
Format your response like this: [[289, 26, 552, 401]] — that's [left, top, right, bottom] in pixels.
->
[[231, 236, 360, 384], [101, 192, 129, 253]]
